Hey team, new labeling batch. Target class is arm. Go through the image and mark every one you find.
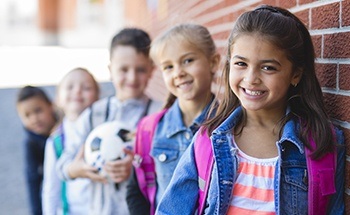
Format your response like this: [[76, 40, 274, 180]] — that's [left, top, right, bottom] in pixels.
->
[[156, 141, 199, 215], [42, 137, 60, 214], [327, 128, 345, 214], [56, 109, 105, 182], [126, 167, 150, 215], [103, 147, 134, 183]]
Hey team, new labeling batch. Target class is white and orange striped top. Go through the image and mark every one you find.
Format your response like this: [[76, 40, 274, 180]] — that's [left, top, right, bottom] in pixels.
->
[[227, 143, 278, 215]]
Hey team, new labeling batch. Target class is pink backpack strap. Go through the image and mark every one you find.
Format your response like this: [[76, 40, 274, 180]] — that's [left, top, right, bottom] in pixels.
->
[[305, 131, 337, 215], [194, 128, 214, 215], [133, 109, 168, 215]]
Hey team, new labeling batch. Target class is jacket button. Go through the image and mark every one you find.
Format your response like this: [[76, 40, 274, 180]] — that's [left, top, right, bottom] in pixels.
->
[[185, 132, 191, 140], [158, 153, 167, 162]]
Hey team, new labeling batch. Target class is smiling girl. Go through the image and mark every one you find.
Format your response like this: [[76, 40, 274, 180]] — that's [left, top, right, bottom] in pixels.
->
[[156, 5, 345, 215], [126, 23, 220, 215]]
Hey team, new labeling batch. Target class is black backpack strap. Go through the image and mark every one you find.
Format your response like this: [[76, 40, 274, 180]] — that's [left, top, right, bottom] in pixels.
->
[[89, 96, 112, 130], [141, 99, 152, 118]]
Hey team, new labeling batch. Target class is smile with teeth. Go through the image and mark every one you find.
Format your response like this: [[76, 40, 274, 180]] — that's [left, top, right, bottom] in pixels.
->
[[177, 81, 192, 88], [245, 89, 264, 96]]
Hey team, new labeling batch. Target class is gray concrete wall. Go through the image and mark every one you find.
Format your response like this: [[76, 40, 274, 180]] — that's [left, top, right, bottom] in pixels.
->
[[0, 82, 114, 214]]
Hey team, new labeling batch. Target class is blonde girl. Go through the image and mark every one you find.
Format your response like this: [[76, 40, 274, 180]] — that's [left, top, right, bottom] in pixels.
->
[[42, 68, 99, 215], [127, 23, 220, 215]]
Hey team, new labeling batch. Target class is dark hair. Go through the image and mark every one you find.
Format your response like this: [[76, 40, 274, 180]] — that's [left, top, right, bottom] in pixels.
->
[[110, 28, 151, 58], [17, 85, 52, 105], [204, 5, 334, 159]]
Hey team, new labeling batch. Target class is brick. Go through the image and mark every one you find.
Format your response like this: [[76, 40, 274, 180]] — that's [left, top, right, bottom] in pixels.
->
[[206, 16, 235, 27], [195, 1, 232, 17], [295, 10, 309, 29], [315, 63, 337, 88], [339, 64, 350, 90], [312, 35, 322, 58], [276, 0, 297, 9], [346, 161, 350, 189], [262, 0, 278, 6], [346, 195, 350, 215], [324, 93, 350, 122], [343, 0, 350, 27], [299, 0, 313, 5], [212, 31, 231, 41], [324, 32, 350, 58], [311, 3, 340, 29]]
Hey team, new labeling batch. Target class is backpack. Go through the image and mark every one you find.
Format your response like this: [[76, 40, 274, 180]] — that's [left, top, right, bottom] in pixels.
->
[[133, 109, 168, 214], [52, 125, 69, 215], [89, 96, 112, 129], [89, 96, 153, 129], [134, 111, 337, 215]]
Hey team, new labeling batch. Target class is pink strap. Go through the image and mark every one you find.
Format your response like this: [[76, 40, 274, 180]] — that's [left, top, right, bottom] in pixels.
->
[[133, 109, 168, 214], [195, 128, 214, 215], [305, 133, 336, 215]]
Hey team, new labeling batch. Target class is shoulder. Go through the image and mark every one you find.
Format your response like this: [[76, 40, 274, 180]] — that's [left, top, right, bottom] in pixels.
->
[[142, 108, 168, 125], [91, 96, 112, 110], [136, 109, 168, 135]]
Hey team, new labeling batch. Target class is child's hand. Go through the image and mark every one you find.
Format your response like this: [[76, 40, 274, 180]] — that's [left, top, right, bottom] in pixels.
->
[[68, 145, 107, 183], [103, 147, 134, 183]]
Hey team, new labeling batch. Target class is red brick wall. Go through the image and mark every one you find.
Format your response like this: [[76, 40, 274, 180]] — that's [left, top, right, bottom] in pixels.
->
[[124, 1, 350, 212], [38, 0, 77, 31]]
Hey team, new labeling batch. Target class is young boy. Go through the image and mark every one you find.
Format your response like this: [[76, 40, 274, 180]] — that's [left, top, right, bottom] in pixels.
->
[[56, 28, 162, 214], [16, 85, 57, 215]]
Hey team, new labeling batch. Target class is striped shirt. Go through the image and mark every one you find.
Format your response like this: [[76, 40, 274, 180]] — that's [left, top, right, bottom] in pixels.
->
[[227, 143, 278, 215]]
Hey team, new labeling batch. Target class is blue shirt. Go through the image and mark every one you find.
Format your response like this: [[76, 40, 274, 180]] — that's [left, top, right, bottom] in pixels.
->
[[156, 106, 345, 215], [151, 99, 212, 205], [24, 128, 48, 215]]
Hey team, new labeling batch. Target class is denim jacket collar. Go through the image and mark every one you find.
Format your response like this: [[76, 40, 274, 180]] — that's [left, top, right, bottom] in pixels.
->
[[278, 119, 304, 154], [163, 99, 213, 138], [212, 106, 304, 153]]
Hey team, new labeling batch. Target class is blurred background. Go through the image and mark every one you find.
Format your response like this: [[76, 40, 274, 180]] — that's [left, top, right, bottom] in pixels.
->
[[0, 0, 122, 213], [1, 0, 349, 214], [0, 0, 124, 88]]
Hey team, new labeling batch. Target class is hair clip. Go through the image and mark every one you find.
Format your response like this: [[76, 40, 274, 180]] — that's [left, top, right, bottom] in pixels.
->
[[254, 5, 284, 15]]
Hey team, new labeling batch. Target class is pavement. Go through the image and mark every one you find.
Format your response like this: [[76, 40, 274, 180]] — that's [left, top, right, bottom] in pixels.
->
[[0, 82, 114, 214]]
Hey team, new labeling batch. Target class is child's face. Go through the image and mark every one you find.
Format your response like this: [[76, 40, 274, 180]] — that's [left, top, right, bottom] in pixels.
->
[[58, 70, 98, 117], [17, 96, 56, 136], [156, 41, 218, 104], [228, 35, 302, 114], [109, 45, 153, 101]]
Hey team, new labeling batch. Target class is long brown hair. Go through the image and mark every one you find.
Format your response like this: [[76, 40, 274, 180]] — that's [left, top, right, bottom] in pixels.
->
[[204, 5, 334, 159]]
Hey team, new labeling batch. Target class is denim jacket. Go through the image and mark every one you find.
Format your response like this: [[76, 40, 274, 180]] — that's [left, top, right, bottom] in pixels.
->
[[156, 106, 345, 215], [150, 99, 212, 205]]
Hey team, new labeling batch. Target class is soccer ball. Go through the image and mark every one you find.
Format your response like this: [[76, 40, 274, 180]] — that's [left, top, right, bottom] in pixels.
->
[[84, 121, 134, 176]]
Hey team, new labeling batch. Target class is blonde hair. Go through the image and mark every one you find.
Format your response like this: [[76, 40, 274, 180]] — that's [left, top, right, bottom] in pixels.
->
[[150, 23, 217, 108], [59, 67, 100, 97], [151, 23, 216, 62]]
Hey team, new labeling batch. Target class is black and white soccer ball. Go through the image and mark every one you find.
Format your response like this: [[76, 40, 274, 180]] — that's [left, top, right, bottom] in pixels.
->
[[84, 121, 133, 176]]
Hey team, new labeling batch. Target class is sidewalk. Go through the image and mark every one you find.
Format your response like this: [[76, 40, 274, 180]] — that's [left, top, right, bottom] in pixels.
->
[[0, 87, 35, 215]]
